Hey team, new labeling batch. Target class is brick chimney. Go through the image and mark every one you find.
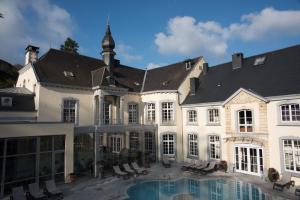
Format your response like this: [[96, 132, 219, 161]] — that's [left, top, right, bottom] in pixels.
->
[[232, 52, 243, 69], [25, 45, 39, 65]]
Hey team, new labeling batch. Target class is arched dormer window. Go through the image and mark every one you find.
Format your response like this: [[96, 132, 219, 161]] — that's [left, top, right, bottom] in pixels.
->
[[238, 109, 253, 133]]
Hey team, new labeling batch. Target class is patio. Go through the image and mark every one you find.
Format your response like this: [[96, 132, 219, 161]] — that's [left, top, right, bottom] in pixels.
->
[[58, 163, 298, 200]]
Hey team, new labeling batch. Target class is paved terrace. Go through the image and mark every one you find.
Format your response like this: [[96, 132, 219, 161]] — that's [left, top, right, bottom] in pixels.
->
[[59, 163, 297, 200]]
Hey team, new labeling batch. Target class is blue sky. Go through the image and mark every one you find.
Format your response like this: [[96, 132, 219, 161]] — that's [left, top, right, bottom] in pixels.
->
[[1, 0, 300, 69]]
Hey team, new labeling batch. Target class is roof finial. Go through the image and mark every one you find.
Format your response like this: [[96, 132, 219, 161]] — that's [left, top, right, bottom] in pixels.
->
[[106, 16, 111, 34]]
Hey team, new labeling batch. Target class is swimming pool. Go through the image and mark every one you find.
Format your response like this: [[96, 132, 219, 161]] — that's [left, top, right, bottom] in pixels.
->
[[126, 178, 276, 200]]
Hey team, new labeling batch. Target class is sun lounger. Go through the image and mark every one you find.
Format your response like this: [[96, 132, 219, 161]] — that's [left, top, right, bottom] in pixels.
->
[[273, 172, 295, 191], [131, 162, 148, 175], [28, 182, 47, 199], [11, 186, 27, 200], [162, 156, 171, 168], [44, 180, 63, 198], [113, 165, 129, 179], [123, 163, 135, 175], [181, 160, 197, 171], [200, 161, 217, 174]]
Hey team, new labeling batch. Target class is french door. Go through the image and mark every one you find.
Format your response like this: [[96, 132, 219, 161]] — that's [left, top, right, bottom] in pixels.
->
[[234, 145, 263, 176]]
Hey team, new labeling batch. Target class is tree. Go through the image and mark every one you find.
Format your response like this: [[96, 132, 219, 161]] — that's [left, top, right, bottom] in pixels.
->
[[60, 37, 79, 54]]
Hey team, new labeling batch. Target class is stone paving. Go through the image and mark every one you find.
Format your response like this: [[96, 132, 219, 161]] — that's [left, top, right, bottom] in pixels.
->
[[59, 163, 299, 200]]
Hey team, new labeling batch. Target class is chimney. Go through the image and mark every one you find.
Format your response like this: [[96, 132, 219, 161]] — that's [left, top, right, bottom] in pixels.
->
[[25, 45, 39, 65], [202, 63, 209, 75], [232, 52, 243, 69], [190, 77, 199, 96]]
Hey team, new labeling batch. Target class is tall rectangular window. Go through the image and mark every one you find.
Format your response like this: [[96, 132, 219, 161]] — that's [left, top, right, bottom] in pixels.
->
[[281, 104, 300, 122], [187, 110, 197, 124], [146, 103, 155, 122], [238, 110, 253, 132], [209, 135, 220, 159], [103, 102, 111, 124], [208, 109, 220, 124], [162, 134, 175, 155], [63, 99, 77, 123], [128, 104, 138, 124], [162, 102, 174, 123], [188, 134, 198, 157], [145, 132, 154, 154], [130, 132, 139, 151], [110, 136, 122, 153], [283, 139, 300, 172]]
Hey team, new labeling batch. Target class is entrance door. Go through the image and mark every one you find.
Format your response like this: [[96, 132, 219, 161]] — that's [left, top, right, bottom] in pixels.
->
[[235, 145, 263, 176]]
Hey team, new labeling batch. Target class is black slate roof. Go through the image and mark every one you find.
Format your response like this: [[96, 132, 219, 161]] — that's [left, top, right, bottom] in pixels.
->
[[0, 87, 35, 111], [142, 57, 200, 92], [183, 44, 300, 105], [32, 48, 198, 92]]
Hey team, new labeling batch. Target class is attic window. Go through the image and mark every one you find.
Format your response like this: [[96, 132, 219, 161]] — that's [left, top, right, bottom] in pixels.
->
[[64, 71, 74, 77], [185, 59, 192, 70], [253, 56, 266, 66], [134, 82, 140, 86], [1, 97, 12, 107], [162, 80, 170, 86]]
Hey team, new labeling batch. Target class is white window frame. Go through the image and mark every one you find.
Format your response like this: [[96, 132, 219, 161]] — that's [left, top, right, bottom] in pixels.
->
[[146, 103, 155, 123], [187, 110, 197, 124], [1, 97, 12, 107], [238, 109, 253, 133], [161, 102, 174, 124], [188, 134, 198, 157], [110, 135, 122, 153], [207, 109, 220, 125], [162, 134, 175, 156], [283, 139, 300, 173], [280, 104, 300, 122], [128, 103, 138, 124], [62, 99, 78, 124], [209, 135, 221, 160]]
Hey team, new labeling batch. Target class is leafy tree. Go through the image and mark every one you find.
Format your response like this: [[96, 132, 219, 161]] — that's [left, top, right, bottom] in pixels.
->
[[60, 37, 79, 54]]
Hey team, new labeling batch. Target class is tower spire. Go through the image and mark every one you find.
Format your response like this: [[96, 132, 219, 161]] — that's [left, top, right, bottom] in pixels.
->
[[101, 18, 116, 69]]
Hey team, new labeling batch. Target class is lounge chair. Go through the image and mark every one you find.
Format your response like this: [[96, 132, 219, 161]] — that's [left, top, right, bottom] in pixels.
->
[[113, 165, 129, 179], [123, 163, 135, 175], [200, 161, 217, 174], [162, 156, 171, 168], [44, 180, 63, 198], [190, 161, 208, 172], [11, 186, 27, 200], [131, 162, 148, 175], [273, 172, 295, 191], [181, 160, 197, 171], [28, 182, 47, 199]]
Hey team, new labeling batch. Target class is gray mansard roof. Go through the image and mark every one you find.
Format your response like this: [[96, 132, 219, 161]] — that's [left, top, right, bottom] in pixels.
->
[[183, 44, 300, 105], [32, 49, 199, 92]]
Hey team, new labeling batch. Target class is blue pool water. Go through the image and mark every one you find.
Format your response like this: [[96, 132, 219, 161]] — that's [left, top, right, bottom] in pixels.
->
[[126, 178, 273, 200]]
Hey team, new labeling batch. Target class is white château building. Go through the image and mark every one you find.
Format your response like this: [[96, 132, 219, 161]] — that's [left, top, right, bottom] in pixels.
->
[[0, 23, 299, 197]]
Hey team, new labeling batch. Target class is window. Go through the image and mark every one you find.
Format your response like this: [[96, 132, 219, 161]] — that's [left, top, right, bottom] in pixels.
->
[[162, 102, 174, 123], [188, 134, 198, 157], [110, 136, 122, 153], [1, 97, 12, 107], [63, 71, 74, 77], [238, 110, 253, 132], [63, 99, 77, 123], [145, 132, 154, 154], [146, 103, 155, 122], [208, 109, 220, 124], [130, 132, 139, 151], [280, 104, 300, 122], [209, 136, 220, 159], [187, 110, 197, 124], [253, 56, 266, 66], [103, 101, 111, 124], [128, 104, 138, 124], [283, 139, 300, 173], [162, 134, 175, 156]]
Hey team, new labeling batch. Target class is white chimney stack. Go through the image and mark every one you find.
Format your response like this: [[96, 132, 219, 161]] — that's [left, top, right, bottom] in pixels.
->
[[25, 45, 39, 66]]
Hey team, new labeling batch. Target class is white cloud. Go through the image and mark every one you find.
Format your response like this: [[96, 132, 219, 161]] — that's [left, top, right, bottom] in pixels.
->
[[155, 7, 300, 58], [0, 0, 73, 64], [116, 43, 143, 63]]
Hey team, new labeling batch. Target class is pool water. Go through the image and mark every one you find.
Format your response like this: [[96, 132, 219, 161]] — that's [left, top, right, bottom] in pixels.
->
[[126, 178, 274, 200]]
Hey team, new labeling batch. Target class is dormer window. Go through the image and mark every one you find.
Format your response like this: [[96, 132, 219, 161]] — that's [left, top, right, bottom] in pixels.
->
[[64, 71, 74, 77], [253, 56, 266, 66], [1, 97, 12, 107], [162, 80, 169, 86]]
